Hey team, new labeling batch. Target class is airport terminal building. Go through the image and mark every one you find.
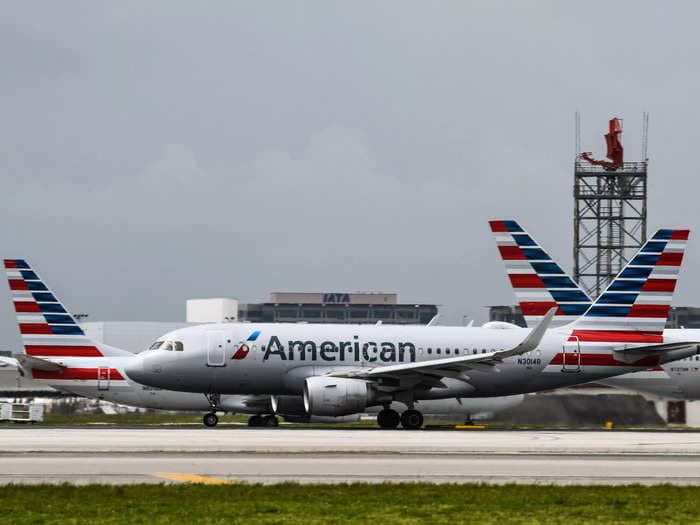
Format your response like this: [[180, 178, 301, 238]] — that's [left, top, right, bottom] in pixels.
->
[[186, 292, 438, 325]]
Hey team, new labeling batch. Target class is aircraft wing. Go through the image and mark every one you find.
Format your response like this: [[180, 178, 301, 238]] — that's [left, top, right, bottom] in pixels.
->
[[332, 307, 556, 381]]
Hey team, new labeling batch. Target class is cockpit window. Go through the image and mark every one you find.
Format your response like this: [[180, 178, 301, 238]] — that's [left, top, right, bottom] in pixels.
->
[[149, 341, 164, 350], [174, 341, 184, 352], [163, 341, 173, 351]]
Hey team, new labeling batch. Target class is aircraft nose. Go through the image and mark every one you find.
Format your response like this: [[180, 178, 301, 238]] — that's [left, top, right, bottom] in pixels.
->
[[123, 355, 161, 385]]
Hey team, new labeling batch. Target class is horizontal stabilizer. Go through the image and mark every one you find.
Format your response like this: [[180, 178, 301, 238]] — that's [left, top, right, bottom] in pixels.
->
[[15, 353, 65, 372]]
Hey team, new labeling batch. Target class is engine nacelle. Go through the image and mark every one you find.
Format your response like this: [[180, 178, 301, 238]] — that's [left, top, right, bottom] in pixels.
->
[[303, 376, 371, 416]]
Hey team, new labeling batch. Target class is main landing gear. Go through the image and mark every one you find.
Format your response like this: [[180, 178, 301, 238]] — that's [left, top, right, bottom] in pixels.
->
[[248, 414, 279, 427], [203, 412, 219, 427], [376, 408, 424, 430]]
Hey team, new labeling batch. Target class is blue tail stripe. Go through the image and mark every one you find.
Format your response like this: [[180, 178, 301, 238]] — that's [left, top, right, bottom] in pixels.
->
[[26, 281, 48, 291], [513, 234, 537, 246], [550, 290, 590, 302], [50, 325, 84, 335], [652, 230, 675, 240], [531, 262, 563, 274], [44, 314, 76, 324], [502, 221, 524, 232], [559, 304, 590, 315], [38, 303, 67, 314], [541, 276, 577, 288], [640, 241, 667, 253], [19, 270, 39, 280], [607, 280, 645, 292], [595, 293, 638, 305], [32, 292, 57, 302], [629, 253, 660, 266], [522, 248, 549, 260], [586, 305, 632, 317], [620, 267, 653, 279]]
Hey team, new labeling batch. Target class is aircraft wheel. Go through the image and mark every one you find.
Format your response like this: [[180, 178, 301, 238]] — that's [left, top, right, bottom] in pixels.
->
[[377, 409, 400, 429], [400, 409, 424, 430], [203, 412, 219, 427], [248, 415, 264, 427], [263, 415, 279, 427]]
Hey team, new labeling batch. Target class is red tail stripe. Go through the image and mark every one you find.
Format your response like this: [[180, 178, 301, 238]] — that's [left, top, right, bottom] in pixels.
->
[[628, 304, 670, 318], [489, 220, 508, 232], [520, 302, 561, 315], [25, 345, 103, 357], [657, 252, 683, 266], [671, 230, 690, 240], [14, 302, 41, 313], [19, 323, 53, 335], [642, 279, 676, 292], [549, 353, 660, 367], [498, 245, 526, 260], [4, 259, 18, 269], [32, 368, 123, 381], [569, 330, 663, 343], [8, 279, 28, 291], [509, 274, 545, 288]]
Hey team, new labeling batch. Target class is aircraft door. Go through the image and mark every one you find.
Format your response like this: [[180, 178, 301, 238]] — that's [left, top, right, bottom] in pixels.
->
[[97, 367, 110, 391], [206, 331, 226, 367], [561, 336, 581, 373]]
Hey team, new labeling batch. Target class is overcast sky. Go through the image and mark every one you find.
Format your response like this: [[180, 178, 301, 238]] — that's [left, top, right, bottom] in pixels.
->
[[2, 2, 699, 349]]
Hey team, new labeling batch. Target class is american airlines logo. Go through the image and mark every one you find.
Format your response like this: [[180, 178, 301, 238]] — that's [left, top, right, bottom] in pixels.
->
[[231, 330, 261, 360]]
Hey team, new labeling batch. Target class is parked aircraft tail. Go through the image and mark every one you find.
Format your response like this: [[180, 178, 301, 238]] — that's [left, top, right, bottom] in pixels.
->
[[489, 220, 591, 327], [568, 229, 689, 341], [3, 259, 131, 358]]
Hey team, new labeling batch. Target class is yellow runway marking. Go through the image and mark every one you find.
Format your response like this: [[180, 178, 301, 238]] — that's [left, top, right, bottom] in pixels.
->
[[153, 473, 235, 484], [454, 425, 487, 430]]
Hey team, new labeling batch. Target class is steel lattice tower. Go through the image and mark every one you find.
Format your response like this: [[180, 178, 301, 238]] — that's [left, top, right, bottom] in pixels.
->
[[573, 114, 648, 298]]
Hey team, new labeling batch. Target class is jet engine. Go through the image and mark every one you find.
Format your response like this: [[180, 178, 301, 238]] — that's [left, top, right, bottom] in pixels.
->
[[303, 376, 372, 416]]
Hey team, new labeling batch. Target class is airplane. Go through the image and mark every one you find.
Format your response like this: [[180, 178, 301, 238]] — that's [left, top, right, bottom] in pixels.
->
[[490, 219, 700, 400], [122, 227, 699, 429], [2, 259, 523, 427]]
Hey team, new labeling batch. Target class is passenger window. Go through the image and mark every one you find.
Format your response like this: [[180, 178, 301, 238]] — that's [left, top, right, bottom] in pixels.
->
[[437, 348, 441, 354], [473, 349, 477, 354], [427, 348, 432, 354], [174, 341, 184, 352], [482, 349, 486, 354], [446, 349, 451, 355]]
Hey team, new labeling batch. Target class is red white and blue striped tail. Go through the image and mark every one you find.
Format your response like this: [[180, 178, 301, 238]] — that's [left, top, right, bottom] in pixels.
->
[[489, 220, 592, 328], [4, 259, 128, 358], [568, 228, 689, 342]]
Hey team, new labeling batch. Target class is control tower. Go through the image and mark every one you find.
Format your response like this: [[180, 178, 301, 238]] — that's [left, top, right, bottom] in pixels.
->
[[573, 114, 649, 298]]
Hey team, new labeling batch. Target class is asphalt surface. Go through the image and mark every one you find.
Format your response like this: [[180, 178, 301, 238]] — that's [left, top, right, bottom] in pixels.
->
[[2, 428, 700, 485]]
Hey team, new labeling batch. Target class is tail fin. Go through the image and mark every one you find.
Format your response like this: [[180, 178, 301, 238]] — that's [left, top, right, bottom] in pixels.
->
[[569, 229, 689, 341], [4, 259, 130, 358], [489, 220, 591, 327]]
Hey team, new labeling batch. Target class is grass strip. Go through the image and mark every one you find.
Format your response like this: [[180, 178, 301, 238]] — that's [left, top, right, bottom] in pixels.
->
[[0, 483, 697, 524]]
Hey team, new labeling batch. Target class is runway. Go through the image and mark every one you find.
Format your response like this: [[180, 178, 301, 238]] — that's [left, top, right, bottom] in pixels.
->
[[2, 428, 700, 485]]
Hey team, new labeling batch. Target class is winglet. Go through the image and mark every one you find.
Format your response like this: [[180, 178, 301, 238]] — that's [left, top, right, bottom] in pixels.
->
[[500, 306, 557, 359]]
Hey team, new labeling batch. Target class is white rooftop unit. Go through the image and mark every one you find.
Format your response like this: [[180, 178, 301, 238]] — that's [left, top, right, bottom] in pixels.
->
[[186, 298, 239, 323]]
